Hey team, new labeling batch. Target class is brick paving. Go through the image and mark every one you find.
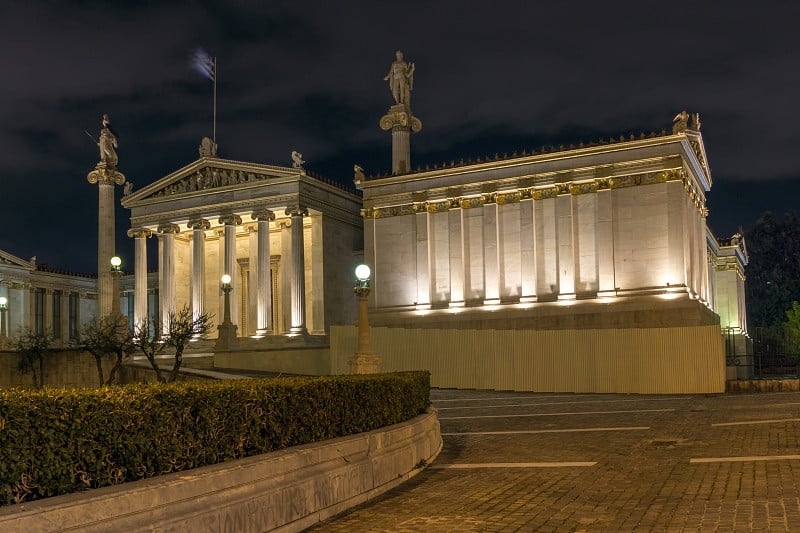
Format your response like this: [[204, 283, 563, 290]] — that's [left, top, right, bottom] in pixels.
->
[[309, 389, 800, 532]]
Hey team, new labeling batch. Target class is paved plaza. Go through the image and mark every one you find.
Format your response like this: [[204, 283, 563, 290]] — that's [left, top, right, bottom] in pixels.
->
[[312, 389, 800, 532]]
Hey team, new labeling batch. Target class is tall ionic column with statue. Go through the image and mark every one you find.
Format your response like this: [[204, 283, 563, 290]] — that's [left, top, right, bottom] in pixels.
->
[[380, 51, 423, 175], [87, 114, 126, 317]]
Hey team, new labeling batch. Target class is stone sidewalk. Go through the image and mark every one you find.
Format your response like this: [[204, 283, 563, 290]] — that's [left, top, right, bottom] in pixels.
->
[[310, 389, 800, 532]]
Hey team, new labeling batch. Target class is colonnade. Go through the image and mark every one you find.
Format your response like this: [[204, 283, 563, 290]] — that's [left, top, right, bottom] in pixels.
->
[[128, 207, 310, 337], [367, 176, 712, 310]]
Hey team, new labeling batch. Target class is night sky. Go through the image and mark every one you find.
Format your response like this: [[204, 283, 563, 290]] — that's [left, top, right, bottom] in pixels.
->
[[2, 1, 798, 274]]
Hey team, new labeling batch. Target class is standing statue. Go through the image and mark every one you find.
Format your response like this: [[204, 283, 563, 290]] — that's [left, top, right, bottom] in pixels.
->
[[98, 114, 119, 167], [384, 50, 415, 105]]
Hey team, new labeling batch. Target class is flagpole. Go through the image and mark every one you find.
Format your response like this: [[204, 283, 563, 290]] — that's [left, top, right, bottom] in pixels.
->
[[212, 57, 217, 145]]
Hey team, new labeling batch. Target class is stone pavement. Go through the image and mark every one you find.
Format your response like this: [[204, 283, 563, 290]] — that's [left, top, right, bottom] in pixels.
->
[[310, 389, 800, 532]]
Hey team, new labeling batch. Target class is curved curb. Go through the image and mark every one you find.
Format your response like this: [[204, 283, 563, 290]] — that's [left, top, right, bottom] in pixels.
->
[[0, 408, 442, 533]]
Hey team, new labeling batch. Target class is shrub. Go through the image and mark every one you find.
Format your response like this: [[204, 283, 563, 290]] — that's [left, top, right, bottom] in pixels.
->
[[0, 371, 430, 505]]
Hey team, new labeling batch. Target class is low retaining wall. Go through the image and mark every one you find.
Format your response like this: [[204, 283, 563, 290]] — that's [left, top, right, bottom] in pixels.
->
[[727, 379, 800, 393], [0, 408, 441, 532], [331, 324, 725, 394]]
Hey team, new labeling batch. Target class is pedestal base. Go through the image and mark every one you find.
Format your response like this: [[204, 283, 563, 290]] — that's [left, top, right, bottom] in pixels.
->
[[349, 352, 381, 374], [215, 323, 238, 351]]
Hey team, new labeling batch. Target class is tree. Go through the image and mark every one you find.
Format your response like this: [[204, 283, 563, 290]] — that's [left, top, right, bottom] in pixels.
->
[[133, 305, 213, 383], [744, 211, 800, 327], [79, 315, 135, 386], [15, 329, 53, 388], [784, 301, 800, 359]]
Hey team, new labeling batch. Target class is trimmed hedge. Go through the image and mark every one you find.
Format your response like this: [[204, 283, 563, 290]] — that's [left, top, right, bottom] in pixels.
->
[[0, 371, 430, 505]]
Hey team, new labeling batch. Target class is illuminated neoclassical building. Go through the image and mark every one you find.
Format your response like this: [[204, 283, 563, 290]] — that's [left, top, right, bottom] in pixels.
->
[[0, 251, 98, 346], [333, 106, 749, 393], [121, 146, 363, 340]]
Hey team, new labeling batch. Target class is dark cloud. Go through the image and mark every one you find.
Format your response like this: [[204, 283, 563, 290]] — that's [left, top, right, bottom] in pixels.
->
[[1, 1, 798, 273]]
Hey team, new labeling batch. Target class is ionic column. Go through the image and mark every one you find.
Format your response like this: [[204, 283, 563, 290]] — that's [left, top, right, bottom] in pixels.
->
[[218, 214, 242, 328], [519, 190, 537, 302], [127, 228, 152, 329], [44, 289, 53, 333], [285, 206, 308, 334], [60, 292, 69, 344], [251, 209, 275, 335], [483, 195, 500, 304], [157, 223, 179, 334], [188, 219, 210, 320]]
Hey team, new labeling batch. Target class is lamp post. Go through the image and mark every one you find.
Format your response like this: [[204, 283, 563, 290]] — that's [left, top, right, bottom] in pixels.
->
[[110, 256, 122, 317], [0, 296, 8, 349], [350, 264, 380, 374], [215, 274, 237, 349]]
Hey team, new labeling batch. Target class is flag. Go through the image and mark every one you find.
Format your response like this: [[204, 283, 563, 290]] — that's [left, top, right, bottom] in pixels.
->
[[191, 48, 215, 81]]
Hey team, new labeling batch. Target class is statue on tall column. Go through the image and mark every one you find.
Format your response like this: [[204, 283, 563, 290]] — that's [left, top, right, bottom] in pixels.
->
[[98, 114, 119, 168], [384, 50, 415, 105]]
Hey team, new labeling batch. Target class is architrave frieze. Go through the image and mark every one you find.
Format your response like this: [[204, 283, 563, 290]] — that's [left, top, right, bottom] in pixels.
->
[[361, 168, 703, 220]]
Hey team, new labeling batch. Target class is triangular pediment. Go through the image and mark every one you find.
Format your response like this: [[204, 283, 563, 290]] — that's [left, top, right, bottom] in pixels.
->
[[122, 157, 301, 207], [683, 130, 711, 187], [0, 249, 35, 269]]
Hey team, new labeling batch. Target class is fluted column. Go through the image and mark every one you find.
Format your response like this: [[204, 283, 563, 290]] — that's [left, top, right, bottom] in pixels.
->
[[188, 219, 210, 320], [286, 206, 308, 335], [157, 223, 179, 334], [252, 209, 275, 335], [127, 228, 152, 330], [218, 214, 242, 328]]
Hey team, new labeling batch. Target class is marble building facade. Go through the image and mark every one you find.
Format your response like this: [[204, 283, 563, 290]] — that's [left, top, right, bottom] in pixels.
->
[[342, 108, 749, 392], [0, 251, 98, 346], [121, 151, 363, 338]]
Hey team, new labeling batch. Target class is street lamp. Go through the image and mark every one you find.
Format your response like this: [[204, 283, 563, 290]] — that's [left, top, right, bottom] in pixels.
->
[[220, 274, 232, 325], [216, 274, 237, 349], [0, 296, 8, 348], [350, 264, 379, 374], [110, 256, 122, 317]]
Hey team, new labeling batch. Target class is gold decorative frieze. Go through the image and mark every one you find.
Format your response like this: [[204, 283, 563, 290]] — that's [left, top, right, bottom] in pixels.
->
[[460, 197, 484, 209], [570, 182, 597, 195], [426, 201, 449, 214], [496, 191, 521, 204], [481, 192, 497, 205], [532, 187, 557, 200], [374, 204, 415, 218], [361, 167, 700, 219]]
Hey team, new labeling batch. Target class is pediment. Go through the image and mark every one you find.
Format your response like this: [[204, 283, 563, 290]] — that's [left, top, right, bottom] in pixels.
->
[[0, 249, 35, 269], [122, 157, 300, 206], [684, 130, 711, 188]]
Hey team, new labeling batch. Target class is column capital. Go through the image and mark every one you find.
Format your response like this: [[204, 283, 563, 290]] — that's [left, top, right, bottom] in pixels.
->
[[157, 223, 180, 235], [87, 165, 126, 186], [285, 206, 309, 218], [251, 209, 276, 222], [188, 218, 211, 230], [219, 214, 243, 226], [127, 228, 152, 239]]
